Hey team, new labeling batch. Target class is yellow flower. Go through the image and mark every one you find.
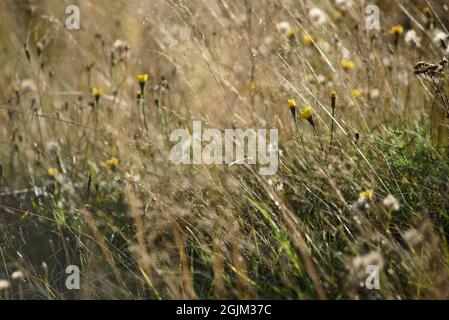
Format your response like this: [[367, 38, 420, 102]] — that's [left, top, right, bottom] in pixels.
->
[[351, 89, 363, 97], [288, 98, 296, 117], [303, 34, 314, 46], [105, 157, 120, 170], [389, 25, 404, 36], [249, 81, 258, 90], [288, 98, 296, 108], [340, 59, 356, 71], [287, 28, 296, 40], [359, 189, 374, 201], [92, 87, 102, 97], [300, 106, 313, 120], [137, 74, 149, 85], [47, 167, 58, 177], [333, 11, 343, 22]]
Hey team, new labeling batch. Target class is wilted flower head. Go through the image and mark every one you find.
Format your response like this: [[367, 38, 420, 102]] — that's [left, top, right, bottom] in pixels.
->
[[432, 30, 448, 47], [332, 10, 344, 22], [331, 91, 337, 100], [422, 6, 431, 17]]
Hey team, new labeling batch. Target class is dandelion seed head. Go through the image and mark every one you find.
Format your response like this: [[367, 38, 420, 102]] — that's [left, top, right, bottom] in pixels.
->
[[11, 270, 25, 281], [405, 30, 421, 48], [335, 0, 352, 11], [383, 194, 400, 211], [276, 21, 291, 34], [370, 89, 380, 99], [403, 228, 423, 246], [432, 30, 448, 45], [309, 7, 327, 25], [0, 279, 10, 291]]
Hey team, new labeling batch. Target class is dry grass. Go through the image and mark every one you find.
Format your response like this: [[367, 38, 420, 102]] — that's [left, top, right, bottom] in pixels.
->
[[0, 0, 449, 299]]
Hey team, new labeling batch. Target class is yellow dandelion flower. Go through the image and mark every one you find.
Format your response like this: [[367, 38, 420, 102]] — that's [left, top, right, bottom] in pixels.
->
[[287, 28, 296, 40], [288, 99, 296, 117], [137, 74, 149, 85], [92, 87, 102, 97], [303, 34, 314, 45], [288, 99, 296, 108], [105, 157, 120, 170], [249, 81, 258, 90], [351, 89, 363, 97], [340, 59, 356, 71], [47, 167, 58, 177], [389, 25, 404, 36], [300, 106, 313, 120], [359, 189, 374, 201]]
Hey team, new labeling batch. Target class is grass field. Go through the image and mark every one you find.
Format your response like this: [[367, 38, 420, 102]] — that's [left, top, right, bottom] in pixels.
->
[[1, 0, 449, 299]]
